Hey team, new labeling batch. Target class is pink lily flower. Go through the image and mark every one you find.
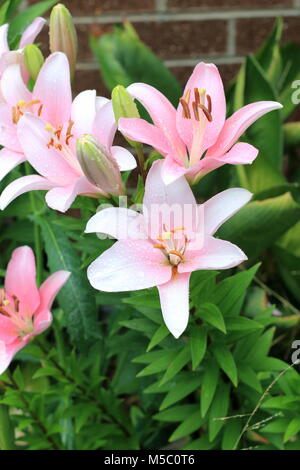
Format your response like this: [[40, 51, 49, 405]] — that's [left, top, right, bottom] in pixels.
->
[[85, 160, 252, 338], [0, 246, 70, 375], [0, 52, 136, 212], [119, 62, 282, 184], [0, 17, 45, 85]]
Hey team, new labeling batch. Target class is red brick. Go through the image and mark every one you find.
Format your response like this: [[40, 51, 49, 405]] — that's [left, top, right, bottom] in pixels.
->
[[236, 17, 276, 55], [282, 17, 300, 45], [73, 69, 109, 97], [168, 0, 292, 9], [27, 0, 154, 15], [134, 20, 227, 59]]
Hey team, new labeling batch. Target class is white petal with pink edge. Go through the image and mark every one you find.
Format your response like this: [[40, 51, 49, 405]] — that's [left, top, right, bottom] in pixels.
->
[[158, 272, 190, 338], [87, 239, 172, 292], [202, 187, 253, 236]]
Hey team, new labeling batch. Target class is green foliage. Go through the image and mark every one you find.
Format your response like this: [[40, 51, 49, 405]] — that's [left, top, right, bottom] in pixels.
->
[[90, 22, 182, 107]]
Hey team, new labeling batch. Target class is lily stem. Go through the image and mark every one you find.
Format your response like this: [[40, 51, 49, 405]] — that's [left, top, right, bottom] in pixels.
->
[[24, 163, 43, 286], [135, 144, 146, 182]]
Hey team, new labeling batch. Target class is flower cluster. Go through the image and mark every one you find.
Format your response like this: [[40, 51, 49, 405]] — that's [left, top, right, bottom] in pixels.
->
[[0, 13, 282, 372]]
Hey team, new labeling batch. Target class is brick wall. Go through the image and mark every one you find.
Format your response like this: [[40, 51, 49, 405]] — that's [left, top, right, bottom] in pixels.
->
[[26, 0, 300, 96]]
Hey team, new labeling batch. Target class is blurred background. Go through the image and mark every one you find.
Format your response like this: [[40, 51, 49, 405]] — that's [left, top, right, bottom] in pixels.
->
[[26, 0, 300, 96]]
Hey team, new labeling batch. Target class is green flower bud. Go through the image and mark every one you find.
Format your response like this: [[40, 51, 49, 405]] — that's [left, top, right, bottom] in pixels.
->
[[23, 44, 44, 81], [49, 3, 78, 80], [77, 135, 125, 197], [112, 85, 141, 149]]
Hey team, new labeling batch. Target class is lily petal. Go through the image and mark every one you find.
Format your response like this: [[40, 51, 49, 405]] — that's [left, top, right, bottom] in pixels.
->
[[207, 101, 283, 157], [158, 272, 190, 338], [119, 117, 171, 156], [202, 187, 253, 236], [45, 176, 100, 213], [179, 236, 247, 272], [1, 63, 32, 106], [143, 160, 198, 238], [85, 207, 146, 240], [17, 113, 78, 184], [0, 148, 25, 181], [161, 155, 189, 185], [176, 62, 226, 152], [0, 340, 25, 376], [33, 52, 72, 126], [34, 271, 70, 333], [93, 100, 116, 149], [19, 17, 46, 48], [0, 104, 23, 152], [0, 24, 9, 55], [5, 246, 40, 312], [127, 82, 185, 156], [71, 90, 97, 137], [0, 175, 55, 210], [87, 239, 172, 292], [111, 146, 137, 171]]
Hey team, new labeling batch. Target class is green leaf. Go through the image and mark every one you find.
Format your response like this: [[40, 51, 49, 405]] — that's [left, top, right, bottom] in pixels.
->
[[159, 345, 191, 385], [169, 411, 204, 442], [201, 358, 219, 417], [8, 0, 57, 48], [221, 419, 242, 450], [160, 374, 202, 410], [36, 216, 100, 349], [0, 406, 15, 450], [208, 382, 230, 441], [255, 18, 283, 86], [225, 316, 263, 331], [0, 0, 10, 25], [279, 42, 300, 120], [90, 22, 182, 107], [197, 303, 226, 333], [212, 265, 259, 317], [190, 326, 208, 370], [237, 364, 262, 393], [283, 417, 300, 443], [153, 404, 198, 423], [212, 344, 238, 387], [219, 192, 300, 259], [147, 325, 169, 351], [243, 55, 283, 170], [136, 349, 179, 377]]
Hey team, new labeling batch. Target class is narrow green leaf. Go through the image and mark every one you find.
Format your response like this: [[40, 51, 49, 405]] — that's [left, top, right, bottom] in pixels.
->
[[208, 382, 230, 442], [159, 345, 191, 385], [212, 344, 238, 387], [169, 411, 204, 442], [160, 374, 202, 410], [36, 216, 100, 349], [197, 303, 226, 333], [147, 325, 169, 351], [190, 326, 208, 370], [201, 359, 219, 417]]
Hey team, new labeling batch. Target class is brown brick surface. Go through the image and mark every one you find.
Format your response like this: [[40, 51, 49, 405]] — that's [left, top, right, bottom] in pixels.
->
[[282, 17, 300, 45], [236, 17, 276, 55], [168, 0, 293, 9], [73, 69, 109, 97], [132, 20, 227, 59], [27, 0, 155, 14]]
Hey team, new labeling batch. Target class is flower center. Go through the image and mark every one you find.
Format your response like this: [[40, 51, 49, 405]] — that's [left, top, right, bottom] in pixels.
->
[[153, 227, 189, 266], [44, 121, 82, 173], [180, 88, 213, 166], [180, 88, 212, 123], [0, 289, 34, 338], [12, 99, 43, 124]]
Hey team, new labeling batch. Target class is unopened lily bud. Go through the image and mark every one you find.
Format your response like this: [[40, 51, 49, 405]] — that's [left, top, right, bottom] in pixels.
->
[[112, 85, 141, 149], [77, 135, 125, 197], [23, 44, 44, 81], [49, 3, 78, 80]]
